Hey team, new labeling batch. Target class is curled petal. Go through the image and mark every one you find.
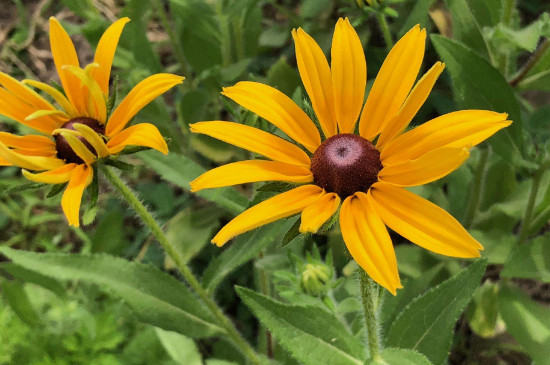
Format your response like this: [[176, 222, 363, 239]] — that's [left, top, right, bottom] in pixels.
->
[[0, 141, 65, 170], [107, 123, 168, 155], [212, 185, 323, 246], [61, 164, 94, 227], [300, 192, 340, 233], [22, 163, 77, 184], [72, 123, 110, 158]]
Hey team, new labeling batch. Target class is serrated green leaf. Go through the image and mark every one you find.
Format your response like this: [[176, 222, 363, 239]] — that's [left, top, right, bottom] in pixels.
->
[[446, 0, 491, 60], [500, 235, 550, 282], [498, 284, 550, 364], [202, 222, 284, 292], [0, 247, 224, 338], [386, 260, 487, 364], [140, 150, 248, 215], [430, 35, 523, 161], [365, 348, 432, 365], [236, 286, 365, 365]]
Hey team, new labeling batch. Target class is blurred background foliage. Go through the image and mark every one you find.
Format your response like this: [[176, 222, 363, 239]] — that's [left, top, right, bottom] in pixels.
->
[[1, 0, 550, 364]]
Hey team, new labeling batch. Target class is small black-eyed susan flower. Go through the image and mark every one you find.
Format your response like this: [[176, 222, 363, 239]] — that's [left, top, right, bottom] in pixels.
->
[[0, 17, 183, 227], [190, 18, 511, 294]]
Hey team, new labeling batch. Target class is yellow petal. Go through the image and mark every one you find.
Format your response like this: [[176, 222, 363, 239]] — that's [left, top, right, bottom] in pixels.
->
[[72, 123, 110, 158], [222, 81, 321, 152], [60, 132, 96, 165], [190, 121, 311, 167], [0, 157, 11, 166], [106, 74, 184, 137], [0, 141, 65, 170], [331, 18, 366, 133], [340, 192, 402, 295], [61, 164, 93, 227], [0, 72, 55, 112], [63, 65, 107, 122], [191, 160, 313, 192], [381, 110, 511, 164], [49, 17, 85, 115], [25, 109, 69, 121], [360, 26, 426, 140], [23, 79, 78, 117], [22, 163, 77, 184], [212, 184, 323, 246], [379, 147, 469, 186], [370, 182, 483, 257], [0, 132, 55, 152], [377, 62, 445, 147], [300, 192, 340, 233], [292, 28, 337, 137], [0, 88, 62, 133], [93, 18, 131, 96], [107, 123, 168, 155]]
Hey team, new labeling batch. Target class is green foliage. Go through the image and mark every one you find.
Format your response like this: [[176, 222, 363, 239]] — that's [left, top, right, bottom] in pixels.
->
[[501, 235, 550, 282], [386, 260, 487, 363], [0, 248, 223, 338], [365, 348, 433, 365]]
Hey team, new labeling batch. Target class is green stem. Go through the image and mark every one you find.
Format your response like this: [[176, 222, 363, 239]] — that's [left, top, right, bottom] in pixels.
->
[[359, 270, 381, 360], [376, 12, 393, 53], [100, 165, 261, 364], [152, 0, 188, 74], [463, 147, 490, 228], [517, 170, 543, 245], [497, 0, 515, 74], [509, 39, 550, 87]]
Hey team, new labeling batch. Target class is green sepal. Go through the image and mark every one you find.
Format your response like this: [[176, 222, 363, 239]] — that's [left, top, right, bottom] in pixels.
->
[[281, 217, 301, 246], [106, 75, 119, 116], [103, 158, 135, 171], [0, 182, 46, 197], [45, 182, 67, 198], [82, 171, 99, 226]]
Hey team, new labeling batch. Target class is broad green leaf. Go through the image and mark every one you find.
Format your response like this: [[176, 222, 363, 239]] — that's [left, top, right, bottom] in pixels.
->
[[445, 0, 491, 59], [472, 230, 515, 264], [202, 222, 284, 292], [140, 150, 248, 215], [267, 57, 302, 97], [430, 35, 523, 161], [0, 262, 65, 297], [155, 328, 202, 365], [0, 281, 41, 326], [466, 0, 503, 27], [398, 0, 437, 36], [501, 235, 550, 282], [365, 348, 432, 365], [498, 284, 550, 364], [386, 260, 487, 364], [0, 247, 223, 338], [236, 287, 365, 365]]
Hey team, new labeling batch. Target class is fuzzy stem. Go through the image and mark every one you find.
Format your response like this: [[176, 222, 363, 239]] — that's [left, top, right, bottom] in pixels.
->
[[463, 147, 490, 228], [359, 270, 381, 360], [376, 12, 393, 53], [509, 39, 550, 87], [100, 165, 261, 364]]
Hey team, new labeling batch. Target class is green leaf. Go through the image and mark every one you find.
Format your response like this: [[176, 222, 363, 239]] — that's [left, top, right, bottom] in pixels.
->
[[398, 0, 436, 36], [498, 284, 550, 364], [365, 348, 432, 365], [500, 235, 550, 282], [140, 150, 248, 215], [445, 0, 491, 60], [386, 260, 487, 364], [266, 57, 302, 97], [0, 262, 65, 297], [0, 281, 41, 326], [0, 247, 224, 338], [236, 287, 365, 365], [155, 328, 202, 365], [202, 222, 284, 292], [466, 0, 503, 27], [466, 281, 500, 338], [430, 35, 524, 161]]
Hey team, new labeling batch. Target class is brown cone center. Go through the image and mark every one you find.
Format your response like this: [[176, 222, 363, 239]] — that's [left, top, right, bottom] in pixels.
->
[[54, 117, 105, 164], [310, 134, 382, 198]]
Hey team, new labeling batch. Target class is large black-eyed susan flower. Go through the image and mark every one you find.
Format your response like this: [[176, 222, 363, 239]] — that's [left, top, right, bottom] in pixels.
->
[[0, 17, 183, 226], [190, 19, 511, 294]]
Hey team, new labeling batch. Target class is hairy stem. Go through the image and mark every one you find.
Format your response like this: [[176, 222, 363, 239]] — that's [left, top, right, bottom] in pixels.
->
[[359, 270, 381, 360], [100, 165, 261, 364], [376, 12, 393, 53]]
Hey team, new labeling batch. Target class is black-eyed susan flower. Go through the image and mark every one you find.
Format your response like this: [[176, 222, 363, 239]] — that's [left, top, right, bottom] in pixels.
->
[[0, 17, 183, 227], [190, 19, 511, 294]]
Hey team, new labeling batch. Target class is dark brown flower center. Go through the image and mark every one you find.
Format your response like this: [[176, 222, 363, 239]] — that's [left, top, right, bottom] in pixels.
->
[[311, 134, 382, 198], [55, 117, 105, 164]]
